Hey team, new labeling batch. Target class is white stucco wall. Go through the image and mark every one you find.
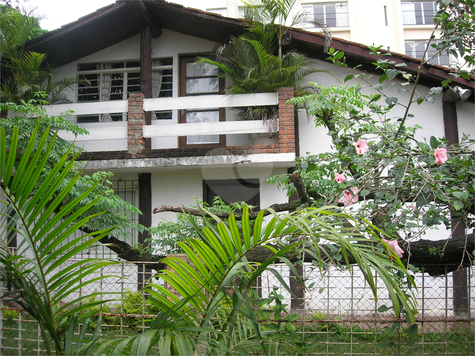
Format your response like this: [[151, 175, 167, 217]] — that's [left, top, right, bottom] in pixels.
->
[[298, 58, 474, 156], [151, 165, 289, 226]]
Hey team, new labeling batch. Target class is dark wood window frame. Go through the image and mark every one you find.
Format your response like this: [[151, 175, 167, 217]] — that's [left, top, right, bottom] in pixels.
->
[[203, 179, 260, 209], [179, 55, 225, 148]]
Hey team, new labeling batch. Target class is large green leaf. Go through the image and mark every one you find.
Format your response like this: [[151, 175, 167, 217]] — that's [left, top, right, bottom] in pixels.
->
[[0, 124, 119, 355]]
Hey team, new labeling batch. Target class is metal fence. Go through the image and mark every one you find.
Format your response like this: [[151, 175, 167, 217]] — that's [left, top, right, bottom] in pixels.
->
[[1, 262, 473, 355]]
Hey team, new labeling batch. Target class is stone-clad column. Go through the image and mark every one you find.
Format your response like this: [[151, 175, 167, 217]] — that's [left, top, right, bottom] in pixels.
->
[[278, 87, 295, 154], [127, 93, 146, 155]]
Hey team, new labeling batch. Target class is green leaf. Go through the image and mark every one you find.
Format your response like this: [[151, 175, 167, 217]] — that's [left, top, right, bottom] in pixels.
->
[[386, 69, 399, 81], [430, 135, 440, 149], [0, 124, 118, 355], [359, 189, 370, 196], [344, 74, 354, 82], [417, 142, 431, 151], [453, 200, 464, 211]]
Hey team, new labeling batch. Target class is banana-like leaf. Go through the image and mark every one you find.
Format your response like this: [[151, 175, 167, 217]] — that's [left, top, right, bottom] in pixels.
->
[[0, 124, 119, 355], [287, 207, 418, 323], [114, 207, 299, 356]]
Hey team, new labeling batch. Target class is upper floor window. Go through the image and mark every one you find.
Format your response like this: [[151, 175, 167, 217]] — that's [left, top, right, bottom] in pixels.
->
[[238, 5, 264, 20], [77, 58, 173, 103], [302, 2, 349, 28], [401, 1, 437, 25], [76, 58, 172, 123], [405, 40, 450, 66], [179, 56, 224, 147]]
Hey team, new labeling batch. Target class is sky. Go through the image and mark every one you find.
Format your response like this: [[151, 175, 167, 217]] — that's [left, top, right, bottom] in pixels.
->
[[21, 0, 116, 31]]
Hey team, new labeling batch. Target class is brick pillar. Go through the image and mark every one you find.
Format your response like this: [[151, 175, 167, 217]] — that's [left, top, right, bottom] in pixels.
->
[[127, 93, 146, 155], [278, 87, 295, 153]]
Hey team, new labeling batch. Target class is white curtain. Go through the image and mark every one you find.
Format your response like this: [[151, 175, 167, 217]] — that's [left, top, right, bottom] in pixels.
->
[[151, 60, 163, 98], [335, 3, 349, 27], [100, 63, 112, 122], [401, 2, 416, 25]]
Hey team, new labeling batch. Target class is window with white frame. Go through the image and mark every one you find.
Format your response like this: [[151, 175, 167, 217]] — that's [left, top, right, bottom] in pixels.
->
[[77, 58, 173, 122], [302, 2, 349, 28], [405, 40, 450, 66], [401, 1, 437, 25], [238, 5, 264, 20]]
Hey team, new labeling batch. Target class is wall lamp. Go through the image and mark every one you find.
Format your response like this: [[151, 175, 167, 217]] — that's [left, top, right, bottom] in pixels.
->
[[443, 86, 472, 103], [454, 86, 472, 101]]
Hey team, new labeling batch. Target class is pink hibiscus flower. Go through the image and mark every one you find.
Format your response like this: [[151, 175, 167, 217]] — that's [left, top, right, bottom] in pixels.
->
[[434, 147, 448, 165], [382, 238, 404, 260], [334, 173, 346, 183], [338, 187, 359, 206], [352, 138, 369, 154]]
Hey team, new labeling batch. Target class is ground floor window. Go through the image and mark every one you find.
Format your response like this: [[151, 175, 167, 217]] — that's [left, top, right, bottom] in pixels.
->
[[203, 179, 260, 209]]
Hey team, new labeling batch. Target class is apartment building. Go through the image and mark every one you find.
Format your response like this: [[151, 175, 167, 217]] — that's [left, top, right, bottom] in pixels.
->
[[172, 0, 449, 65]]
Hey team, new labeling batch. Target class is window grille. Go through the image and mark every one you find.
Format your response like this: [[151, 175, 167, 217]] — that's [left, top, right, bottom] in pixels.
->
[[302, 2, 349, 28], [401, 1, 437, 25], [77, 59, 173, 122]]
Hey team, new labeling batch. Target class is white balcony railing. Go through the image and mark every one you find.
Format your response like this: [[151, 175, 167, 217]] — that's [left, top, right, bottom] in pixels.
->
[[50, 92, 279, 152]]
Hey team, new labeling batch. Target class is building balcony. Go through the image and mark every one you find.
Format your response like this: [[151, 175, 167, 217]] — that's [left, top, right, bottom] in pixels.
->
[[46, 88, 296, 172]]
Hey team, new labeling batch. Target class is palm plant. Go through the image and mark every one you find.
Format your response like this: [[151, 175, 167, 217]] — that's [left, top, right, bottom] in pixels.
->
[[116, 206, 417, 356], [198, 0, 330, 122], [0, 123, 118, 355], [243, 0, 310, 59]]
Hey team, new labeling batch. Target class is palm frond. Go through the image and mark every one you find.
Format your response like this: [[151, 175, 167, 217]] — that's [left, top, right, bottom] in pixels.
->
[[0, 124, 119, 355]]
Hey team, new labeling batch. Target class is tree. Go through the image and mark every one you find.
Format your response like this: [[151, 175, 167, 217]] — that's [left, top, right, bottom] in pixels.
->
[[435, 0, 475, 74], [0, 5, 82, 117], [0, 101, 150, 265]]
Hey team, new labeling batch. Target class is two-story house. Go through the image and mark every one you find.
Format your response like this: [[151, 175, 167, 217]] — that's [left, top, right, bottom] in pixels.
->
[[21, 0, 474, 255]]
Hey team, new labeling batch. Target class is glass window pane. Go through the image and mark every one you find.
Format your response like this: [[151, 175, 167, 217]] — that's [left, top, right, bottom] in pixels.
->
[[325, 4, 337, 27], [335, 3, 349, 27], [186, 62, 218, 77], [422, 2, 435, 24], [186, 78, 219, 95], [402, 2, 416, 25], [186, 111, 219, 144]]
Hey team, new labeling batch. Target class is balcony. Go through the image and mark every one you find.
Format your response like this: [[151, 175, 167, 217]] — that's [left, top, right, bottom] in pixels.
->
[[46, 88, 296, 171]]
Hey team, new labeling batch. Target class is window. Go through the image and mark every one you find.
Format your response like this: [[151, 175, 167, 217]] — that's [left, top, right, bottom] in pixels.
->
[[238, 5, 264, 20], [302, 2, 349, 28], [180, 56, 225, 147], [77, 58, 173, 122], [203, 179, 260, 208], [405, 40, 450, 66], [401, 1, 437, 25]]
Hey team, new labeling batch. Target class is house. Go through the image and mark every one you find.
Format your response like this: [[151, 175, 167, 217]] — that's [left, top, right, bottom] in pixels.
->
[[22, 0, 474, 255]]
